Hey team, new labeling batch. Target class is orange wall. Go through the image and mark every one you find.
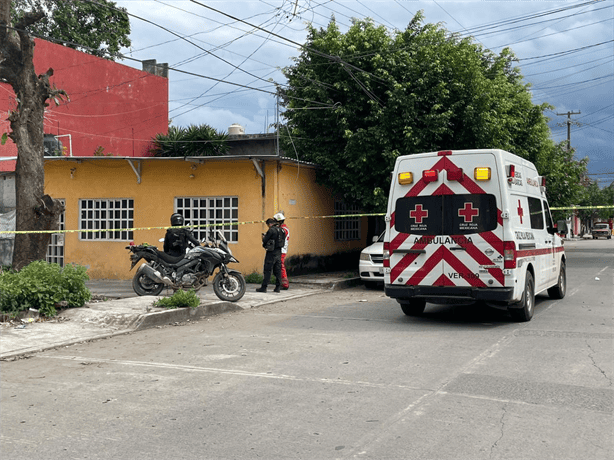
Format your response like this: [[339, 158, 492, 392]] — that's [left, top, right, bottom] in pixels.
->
[[44, 158, 367, 279]]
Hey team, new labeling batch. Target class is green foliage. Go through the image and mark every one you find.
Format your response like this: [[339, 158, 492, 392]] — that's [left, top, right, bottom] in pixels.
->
[[576, 182, 614, 223], [0, 261, 91, 317], [149, 124, 230, 157], [244, 272, 278, 284], [93, 145, 113, 156], [11, 0, 131, 60], [279, 14, 555, 212], [539, 143, 588, 218], [154, 289, 200, 309], [244, 272, 264, 284]]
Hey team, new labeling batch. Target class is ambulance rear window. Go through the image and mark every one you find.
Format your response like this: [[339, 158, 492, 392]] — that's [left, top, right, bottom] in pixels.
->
[[395, 194, 498, 235]]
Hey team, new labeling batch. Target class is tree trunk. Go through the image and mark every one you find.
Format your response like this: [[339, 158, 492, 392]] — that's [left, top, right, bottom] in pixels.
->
[[1, 3, 64, 270]]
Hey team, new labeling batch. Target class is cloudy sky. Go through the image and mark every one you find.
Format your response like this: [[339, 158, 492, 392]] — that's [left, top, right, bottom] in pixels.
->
[[115, 0, 613, 184]]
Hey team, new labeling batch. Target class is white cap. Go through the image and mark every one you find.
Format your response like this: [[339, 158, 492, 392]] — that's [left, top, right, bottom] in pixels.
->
[[274, 212, 285, 221]]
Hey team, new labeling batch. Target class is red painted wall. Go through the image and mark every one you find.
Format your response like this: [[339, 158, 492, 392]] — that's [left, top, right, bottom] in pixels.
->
[[1, 39, 168, 171]]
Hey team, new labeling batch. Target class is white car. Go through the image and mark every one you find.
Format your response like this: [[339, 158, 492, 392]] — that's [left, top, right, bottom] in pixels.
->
[[592, 223, 611, 239], [359, 232, 385, 288]]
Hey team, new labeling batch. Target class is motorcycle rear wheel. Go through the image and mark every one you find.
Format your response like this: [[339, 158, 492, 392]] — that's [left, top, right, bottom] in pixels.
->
[[132, 272, 165, 296], [213, 271, 246, 302]]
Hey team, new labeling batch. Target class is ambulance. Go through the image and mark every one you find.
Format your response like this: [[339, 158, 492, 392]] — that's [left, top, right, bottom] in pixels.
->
[[383, 149, 566, 322]]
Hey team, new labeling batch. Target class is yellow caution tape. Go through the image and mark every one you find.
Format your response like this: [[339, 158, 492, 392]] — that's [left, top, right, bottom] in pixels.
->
[[0, 208, 611, 235], [550, 205, 614, 210]]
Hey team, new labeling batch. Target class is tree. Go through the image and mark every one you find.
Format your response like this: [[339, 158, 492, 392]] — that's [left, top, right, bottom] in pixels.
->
[[576, 180, 614, 229], [149, 124, 230, 157], [536, 142, 588, 220], [278, 14, 555, 213], [11, 0, 130, 59], [1, 0, 66, 269]]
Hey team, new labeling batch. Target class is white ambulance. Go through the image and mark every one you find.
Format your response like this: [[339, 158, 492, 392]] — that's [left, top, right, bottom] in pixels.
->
[[383, 149, 566, 322]]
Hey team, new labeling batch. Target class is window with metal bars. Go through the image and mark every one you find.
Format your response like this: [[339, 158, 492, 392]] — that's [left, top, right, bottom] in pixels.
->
[[334, 199, 361, 241], [79, 199, 134, 241], [46, 199, 65, 266], [175, 197, 238, 242]]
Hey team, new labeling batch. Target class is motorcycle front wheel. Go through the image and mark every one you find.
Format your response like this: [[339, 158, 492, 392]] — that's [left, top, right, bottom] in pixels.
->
[[132, 272, 165, 296], [213, 271, 246, 302]]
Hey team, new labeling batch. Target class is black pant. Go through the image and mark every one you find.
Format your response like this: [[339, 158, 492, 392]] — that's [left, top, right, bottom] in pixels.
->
[[262, 250, 282, 287]]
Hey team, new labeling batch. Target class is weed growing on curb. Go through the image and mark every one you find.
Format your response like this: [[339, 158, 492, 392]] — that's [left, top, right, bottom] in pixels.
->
[[154, 289, 200, 309]]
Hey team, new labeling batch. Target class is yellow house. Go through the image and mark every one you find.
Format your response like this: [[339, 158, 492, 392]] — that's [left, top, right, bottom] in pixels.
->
[[43, 149, 368, 280]]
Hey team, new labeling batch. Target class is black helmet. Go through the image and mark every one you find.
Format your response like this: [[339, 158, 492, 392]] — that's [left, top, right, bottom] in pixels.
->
[[170, 213, 184, 226]]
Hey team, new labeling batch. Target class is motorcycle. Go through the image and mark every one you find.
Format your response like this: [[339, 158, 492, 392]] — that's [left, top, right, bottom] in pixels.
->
[[125, 230, 246, 302]]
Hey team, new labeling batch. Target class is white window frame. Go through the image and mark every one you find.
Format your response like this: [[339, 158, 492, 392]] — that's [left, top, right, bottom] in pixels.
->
[[79, 198, 134, 241], [46, 199, 65, 266], [175, 196, 239, 243], [334, 199, 361, 241]]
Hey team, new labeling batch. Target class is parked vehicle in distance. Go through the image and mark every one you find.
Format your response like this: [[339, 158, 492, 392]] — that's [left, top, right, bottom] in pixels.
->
[[359, 232, 384, 288], [592, 223, 612, 239]]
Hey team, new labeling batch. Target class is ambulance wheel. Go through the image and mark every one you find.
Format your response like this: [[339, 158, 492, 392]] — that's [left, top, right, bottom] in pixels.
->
[[509, 272, 534, 322], [399, 299, 426, 316], [548, 261, 566, 299]]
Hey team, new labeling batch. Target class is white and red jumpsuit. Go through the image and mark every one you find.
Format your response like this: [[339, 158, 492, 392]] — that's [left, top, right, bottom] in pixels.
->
[[280, 223, 290, 288]]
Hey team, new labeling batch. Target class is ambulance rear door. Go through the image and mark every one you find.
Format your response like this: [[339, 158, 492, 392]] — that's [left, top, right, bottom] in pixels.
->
[[388, 151, 506, 292]]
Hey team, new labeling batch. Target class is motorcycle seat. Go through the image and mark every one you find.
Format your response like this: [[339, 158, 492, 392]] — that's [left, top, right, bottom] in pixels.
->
[[158, 251, 186, 264]]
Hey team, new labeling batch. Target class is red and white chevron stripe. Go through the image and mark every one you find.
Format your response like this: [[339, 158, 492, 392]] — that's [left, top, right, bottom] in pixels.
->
[[388, 155, 506, 288]]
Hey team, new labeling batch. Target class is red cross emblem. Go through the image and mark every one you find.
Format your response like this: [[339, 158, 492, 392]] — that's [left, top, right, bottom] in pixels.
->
[[458, 202, 479, 223], [517, 199, 524, 224], [410, 204, 428, 224]]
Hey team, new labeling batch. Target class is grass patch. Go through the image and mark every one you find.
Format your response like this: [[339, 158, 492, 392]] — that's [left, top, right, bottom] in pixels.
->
[[154, 289, 200, 309]]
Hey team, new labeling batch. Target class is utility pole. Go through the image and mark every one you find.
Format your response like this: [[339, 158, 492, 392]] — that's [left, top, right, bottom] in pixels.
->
[[556, 110, 581, 151]]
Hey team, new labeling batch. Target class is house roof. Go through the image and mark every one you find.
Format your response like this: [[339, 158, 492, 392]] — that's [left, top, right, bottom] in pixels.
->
[[42, 155, 318, 167]]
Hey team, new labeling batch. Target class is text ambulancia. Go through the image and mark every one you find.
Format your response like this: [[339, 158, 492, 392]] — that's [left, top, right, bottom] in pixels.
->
[[383, 149, 566, 322]]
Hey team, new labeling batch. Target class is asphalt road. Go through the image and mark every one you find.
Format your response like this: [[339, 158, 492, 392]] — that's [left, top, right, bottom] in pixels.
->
[[1, 239, 612, 460]]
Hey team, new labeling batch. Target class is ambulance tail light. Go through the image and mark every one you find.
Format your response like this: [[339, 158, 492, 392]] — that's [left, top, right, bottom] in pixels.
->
[[383, 242, 390, 268], [474, 167, 491, 181], [423, 170, 438, 183], [503, 241, 517, 269], [507, 165, 515, 179], [398, 172, 413, 185], [540, 176, 547, 187]]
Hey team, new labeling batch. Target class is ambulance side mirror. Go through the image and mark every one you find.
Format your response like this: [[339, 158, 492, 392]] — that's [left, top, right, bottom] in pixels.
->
[[547, 225, 556, 235]]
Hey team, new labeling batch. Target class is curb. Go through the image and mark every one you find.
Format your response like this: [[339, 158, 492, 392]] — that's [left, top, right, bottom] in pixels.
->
[[290, 277, 362, 291], [133, 301, 244, 330]]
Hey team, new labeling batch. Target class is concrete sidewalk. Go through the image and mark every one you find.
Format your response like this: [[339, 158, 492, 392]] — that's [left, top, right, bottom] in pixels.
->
[[0, 272, 360, 360]]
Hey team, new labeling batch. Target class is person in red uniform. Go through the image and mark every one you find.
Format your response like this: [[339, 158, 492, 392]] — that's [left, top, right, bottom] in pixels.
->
[[274, 212, 290, 290]]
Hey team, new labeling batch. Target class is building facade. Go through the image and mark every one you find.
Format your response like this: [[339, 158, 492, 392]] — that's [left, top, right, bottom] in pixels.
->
[[43, 153, 367, 279]]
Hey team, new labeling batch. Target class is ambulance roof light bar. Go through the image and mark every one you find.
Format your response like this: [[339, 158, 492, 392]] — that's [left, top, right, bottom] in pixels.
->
[[437, 150, 453, 156]]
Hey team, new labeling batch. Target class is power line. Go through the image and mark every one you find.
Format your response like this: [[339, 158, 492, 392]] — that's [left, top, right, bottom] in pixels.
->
[[84, 0, 278, 88]]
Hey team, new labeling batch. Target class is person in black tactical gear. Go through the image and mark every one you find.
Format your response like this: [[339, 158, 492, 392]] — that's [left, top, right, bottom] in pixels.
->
[[256, 218, 285, 293], [163, 213, 199, 257]]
